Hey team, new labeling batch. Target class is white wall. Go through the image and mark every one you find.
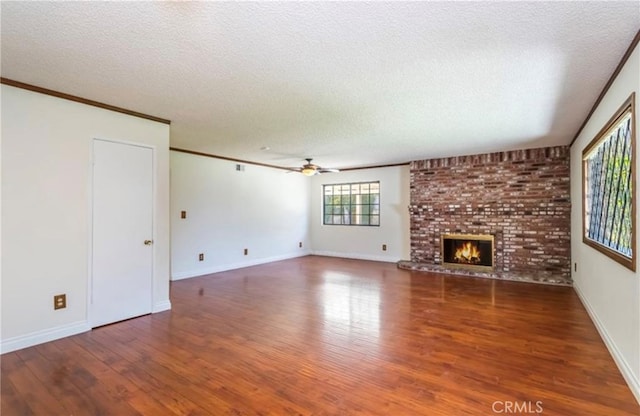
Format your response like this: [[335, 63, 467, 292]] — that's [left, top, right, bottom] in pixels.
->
[[310, 166, 410, 262], [170, 151, 310, 279], [1, 85, 171, 353], [570, 43, 640, 403]]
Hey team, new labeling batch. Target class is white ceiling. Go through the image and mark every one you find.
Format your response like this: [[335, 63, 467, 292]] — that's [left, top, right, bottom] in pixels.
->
[[2, 2, 639, 170]]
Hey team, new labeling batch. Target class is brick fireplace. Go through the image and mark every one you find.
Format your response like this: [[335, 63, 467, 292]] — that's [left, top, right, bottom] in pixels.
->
[[398, 146, 571, 285]]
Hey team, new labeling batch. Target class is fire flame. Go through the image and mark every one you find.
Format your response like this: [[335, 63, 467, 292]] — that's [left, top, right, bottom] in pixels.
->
[[454, 241, 481, 264]]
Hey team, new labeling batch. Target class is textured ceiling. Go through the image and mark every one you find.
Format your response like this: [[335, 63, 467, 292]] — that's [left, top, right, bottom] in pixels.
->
[[2, 2, 639, 169]]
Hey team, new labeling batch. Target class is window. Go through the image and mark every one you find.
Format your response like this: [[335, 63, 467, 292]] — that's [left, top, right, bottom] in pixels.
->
[[323, 181, 380, 226], [582, 93, 636, 271]]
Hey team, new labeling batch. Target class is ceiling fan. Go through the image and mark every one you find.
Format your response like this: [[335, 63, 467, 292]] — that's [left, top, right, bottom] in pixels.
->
[[287, 158, 340, 176]]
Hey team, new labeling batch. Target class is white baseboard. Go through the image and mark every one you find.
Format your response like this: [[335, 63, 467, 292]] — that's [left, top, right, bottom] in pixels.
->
[[153, 299, 172, 313], [311, 250, 399, 263], [171, 251, 311, 281], [1, 320, 90, 354], [573, 283, 640, 405]]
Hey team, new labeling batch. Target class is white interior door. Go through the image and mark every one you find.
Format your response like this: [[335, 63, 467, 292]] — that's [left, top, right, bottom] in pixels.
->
[[91, 139, 153, 327]]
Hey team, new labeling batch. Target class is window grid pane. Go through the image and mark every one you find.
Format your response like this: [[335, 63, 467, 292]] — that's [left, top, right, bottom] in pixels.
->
[[323, 181, 380, 227], [584, 109, 633, 260]]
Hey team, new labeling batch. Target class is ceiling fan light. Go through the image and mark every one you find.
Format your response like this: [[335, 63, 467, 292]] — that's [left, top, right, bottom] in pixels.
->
[[301, 167, 317, 176]]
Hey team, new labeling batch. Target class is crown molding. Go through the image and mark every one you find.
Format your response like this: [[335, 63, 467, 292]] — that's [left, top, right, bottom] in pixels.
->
[[570, 29, 640, 147], [1, 77, 170, 125]]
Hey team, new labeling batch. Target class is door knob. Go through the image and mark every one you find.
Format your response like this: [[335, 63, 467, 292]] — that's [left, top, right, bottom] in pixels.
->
[[144, 240, 153, 245]]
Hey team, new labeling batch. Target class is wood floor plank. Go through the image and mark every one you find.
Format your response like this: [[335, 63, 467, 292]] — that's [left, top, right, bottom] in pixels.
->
[[2, 351, 69, 415], [0, 354, 34, 416], [85, 325, 218, 415], [1, 256, 638, 415]]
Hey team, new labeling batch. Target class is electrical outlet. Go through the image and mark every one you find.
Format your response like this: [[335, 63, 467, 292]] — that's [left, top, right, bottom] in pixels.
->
[[53, 294, 66, 310], [574, 262, 577, 272], [382, 244, 387, 251], [299, 242, 302, 248], [199, 253, 204, 261], [181, 210, 187, 219], [244, 248, 248, 255]]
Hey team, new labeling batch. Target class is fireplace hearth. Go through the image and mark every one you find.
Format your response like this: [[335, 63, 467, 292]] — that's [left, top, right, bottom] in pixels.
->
[[441, 234, 494, 272]]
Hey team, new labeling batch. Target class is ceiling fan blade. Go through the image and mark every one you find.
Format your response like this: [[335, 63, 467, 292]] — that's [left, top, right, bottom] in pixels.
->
[[284, 158, 338, 175]]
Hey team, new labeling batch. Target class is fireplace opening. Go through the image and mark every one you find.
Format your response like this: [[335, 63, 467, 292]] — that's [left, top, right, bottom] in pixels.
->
[[441, 234, 494, 271]]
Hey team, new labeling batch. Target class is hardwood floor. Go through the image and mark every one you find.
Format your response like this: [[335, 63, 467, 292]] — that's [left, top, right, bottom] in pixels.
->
[[2, 256, 638, 415]]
